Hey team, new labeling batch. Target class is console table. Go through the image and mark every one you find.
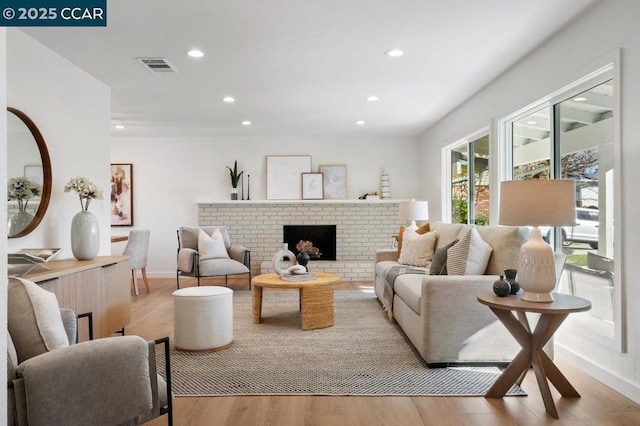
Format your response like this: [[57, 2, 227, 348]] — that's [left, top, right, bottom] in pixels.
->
[[22, 256, 132, 339], [477, 292, 591, 419]]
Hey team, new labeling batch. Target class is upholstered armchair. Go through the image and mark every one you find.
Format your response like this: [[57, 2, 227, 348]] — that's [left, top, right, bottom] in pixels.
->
[[7, 277, 173, 425], [176, 225, 251, 289]]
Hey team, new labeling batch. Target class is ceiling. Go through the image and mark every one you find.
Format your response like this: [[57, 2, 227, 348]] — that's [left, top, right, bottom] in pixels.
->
[[21, 0, 598, 139]]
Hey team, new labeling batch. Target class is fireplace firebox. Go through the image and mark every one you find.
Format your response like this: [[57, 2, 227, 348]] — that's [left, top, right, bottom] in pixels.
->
[[283, 225, 337, 261]]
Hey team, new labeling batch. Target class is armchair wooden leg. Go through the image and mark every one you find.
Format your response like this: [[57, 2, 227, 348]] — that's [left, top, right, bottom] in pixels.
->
[[142, 268, 150, 292], [131, 270, 140, 296]]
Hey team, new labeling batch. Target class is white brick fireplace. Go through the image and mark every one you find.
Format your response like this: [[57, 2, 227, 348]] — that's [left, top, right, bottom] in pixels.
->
[[197, 200, 403, 281]]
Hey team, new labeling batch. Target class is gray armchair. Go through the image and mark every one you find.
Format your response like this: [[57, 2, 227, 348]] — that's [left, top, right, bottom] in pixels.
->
[[7, 277, 172, 426], [176, 225, 251, 289]]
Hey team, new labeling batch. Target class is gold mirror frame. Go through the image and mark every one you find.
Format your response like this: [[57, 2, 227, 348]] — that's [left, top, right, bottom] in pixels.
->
[[7, 107, 52, 239]]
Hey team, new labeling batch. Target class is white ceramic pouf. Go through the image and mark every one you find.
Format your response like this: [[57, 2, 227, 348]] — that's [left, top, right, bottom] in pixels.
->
[[172, 286, 233, 351]]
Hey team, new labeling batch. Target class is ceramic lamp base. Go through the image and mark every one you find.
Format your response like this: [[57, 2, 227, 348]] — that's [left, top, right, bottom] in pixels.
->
[[517, 227, 557, 303]]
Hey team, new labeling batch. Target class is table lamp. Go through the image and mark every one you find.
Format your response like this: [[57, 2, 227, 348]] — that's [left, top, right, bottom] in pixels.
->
[[499, 179, 575, 302], [399, 200, 429, 231]]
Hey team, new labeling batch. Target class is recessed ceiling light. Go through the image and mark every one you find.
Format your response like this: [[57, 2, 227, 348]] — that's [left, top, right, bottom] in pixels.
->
[[526, 121, 537, 125], [385, 49, 404, 57], [366, 95, 379, 102], [187, 49, 204, 58], [222, 96, 235, 103], [241, 120, 252, 126], [114, 125, 125, 130], [356, 120, 366, 126], [573, 96, 588, 102]]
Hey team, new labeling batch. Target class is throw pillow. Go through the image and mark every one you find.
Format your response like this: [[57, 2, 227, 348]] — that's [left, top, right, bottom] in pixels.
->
[[429, 239, 458, 275], [398, 230, 437, 267], [198, 228, 230, 260], [446, 227, 493, 275], [8, 277, 70, 364], [397, 223, 430, 256]]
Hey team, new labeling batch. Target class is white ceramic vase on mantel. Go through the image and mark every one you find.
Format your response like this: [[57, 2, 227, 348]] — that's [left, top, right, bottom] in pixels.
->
[[71, 210, 100, 260]]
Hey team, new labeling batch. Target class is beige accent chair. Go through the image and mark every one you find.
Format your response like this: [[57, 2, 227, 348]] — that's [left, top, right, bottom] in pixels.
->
[[123, 229, 151, 295], [176, 225, 251, 289], [6, 277, 173, 425]]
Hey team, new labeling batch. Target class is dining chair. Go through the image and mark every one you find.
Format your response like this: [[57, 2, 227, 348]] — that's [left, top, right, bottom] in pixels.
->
[[123, 229, 151, 295]]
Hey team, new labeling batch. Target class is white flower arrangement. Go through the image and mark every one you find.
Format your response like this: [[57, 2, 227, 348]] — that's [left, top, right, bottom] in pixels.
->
[[64, 176, 103, 211], [7, 176, 42, 211]]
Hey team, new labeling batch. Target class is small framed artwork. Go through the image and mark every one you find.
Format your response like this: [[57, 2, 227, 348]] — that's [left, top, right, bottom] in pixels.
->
[[319, 164, 347, 199], [302, 172, 324, 200], [266, 155, 312, 199], [110, 163, 133, 226]]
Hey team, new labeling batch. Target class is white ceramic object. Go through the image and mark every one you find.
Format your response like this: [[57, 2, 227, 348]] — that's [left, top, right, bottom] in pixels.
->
[[71, 210, 100, 260], [272, 243, 296, 276]]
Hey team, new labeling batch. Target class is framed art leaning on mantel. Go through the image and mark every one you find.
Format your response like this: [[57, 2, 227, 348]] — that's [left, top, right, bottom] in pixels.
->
[[319, 164, 347, 199], [266, 155, 312, 200], [302, 172, 324, 200]]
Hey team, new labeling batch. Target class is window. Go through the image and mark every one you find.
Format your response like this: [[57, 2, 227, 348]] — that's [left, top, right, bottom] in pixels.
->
[[445, 129, 490, 225], [501, 63, 622, 351]]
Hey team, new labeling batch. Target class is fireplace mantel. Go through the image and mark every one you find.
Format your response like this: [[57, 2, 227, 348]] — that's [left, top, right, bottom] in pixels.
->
[[197, 200, 403, 280], [196, 199, 408, 206]]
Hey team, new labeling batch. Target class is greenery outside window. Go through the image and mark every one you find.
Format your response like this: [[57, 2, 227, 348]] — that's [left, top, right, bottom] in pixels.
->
[[444, 129, 490, 225]]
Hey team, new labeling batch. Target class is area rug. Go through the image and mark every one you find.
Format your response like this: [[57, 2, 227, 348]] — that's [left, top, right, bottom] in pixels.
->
[[162, 290, 525, 397]]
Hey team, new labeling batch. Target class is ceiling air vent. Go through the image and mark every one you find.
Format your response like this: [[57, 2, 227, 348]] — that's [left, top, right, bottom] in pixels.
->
[[136, 57, 178, 73]]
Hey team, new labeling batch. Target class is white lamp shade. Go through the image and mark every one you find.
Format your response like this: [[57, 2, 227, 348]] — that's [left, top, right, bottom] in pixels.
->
[[499, 179, 576, 226], [399, 200, 429, 222]]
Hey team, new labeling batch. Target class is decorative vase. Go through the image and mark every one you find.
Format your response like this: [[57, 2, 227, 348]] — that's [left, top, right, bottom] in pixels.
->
[[296, 252, 310, 271], [231, 188, 238, 200], [272, 243, 296, 276], [493, 275, 511, 297], [71, 210, 100, 260], [8, 210, 34, 235], [504, 269, 520, 295]]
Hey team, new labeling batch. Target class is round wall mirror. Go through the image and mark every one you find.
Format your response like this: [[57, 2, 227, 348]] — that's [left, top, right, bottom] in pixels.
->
[[7, 107, 52, 238]]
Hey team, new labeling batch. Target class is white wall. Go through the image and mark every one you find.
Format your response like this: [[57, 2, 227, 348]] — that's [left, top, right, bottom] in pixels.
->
[[6, 29, 111, 258], [111, 135, 420, 275], [417, 0, 640, 402]]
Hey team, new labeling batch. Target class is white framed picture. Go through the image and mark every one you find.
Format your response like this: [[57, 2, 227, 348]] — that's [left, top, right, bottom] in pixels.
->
[[267, 155, 312, 199], [319, 164, 347, 199], [302, 172, 324, 200]]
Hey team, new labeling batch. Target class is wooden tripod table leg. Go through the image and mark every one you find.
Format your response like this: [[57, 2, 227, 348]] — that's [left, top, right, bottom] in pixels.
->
[[252, 285, 263, 324]]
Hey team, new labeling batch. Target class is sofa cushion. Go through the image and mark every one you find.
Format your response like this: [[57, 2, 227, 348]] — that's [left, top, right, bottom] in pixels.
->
[[393, 274, 424, 315], [447, 227, 492, 275], [476, 225, 529, 275], [429, 239, 458, 275], [430, 222, 466, 251], [398, 230, 437, 267], [8, 278, 69, 364], [397, 223, 430, 256], [198, 228, 230, 260]]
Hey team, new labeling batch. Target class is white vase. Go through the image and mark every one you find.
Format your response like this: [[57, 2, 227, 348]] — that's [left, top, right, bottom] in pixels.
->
[[71, 210, 100, 260], [8, 210, 34, 235], [272, 243, 296, 276]]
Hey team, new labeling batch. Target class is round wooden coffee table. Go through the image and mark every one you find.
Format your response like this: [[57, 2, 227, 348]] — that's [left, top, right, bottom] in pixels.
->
[[251, 272, 340, 330]]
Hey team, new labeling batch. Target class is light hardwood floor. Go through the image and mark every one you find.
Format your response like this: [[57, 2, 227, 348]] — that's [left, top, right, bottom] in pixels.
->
[[129, 277, 640, 426]]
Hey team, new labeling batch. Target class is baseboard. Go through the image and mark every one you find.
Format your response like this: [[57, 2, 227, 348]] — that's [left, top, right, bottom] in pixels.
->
[[556, 344, 640, 404]]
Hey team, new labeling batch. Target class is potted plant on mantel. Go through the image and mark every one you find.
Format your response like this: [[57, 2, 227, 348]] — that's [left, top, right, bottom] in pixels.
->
[[226, 160, 243, 200]]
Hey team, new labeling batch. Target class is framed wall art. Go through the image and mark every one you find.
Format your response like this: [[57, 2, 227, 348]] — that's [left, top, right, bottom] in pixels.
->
[[319, 164, 347, 199], [266, 155, 312, 199], [111, 163, 133, 226], [302, 172, 324, 200]]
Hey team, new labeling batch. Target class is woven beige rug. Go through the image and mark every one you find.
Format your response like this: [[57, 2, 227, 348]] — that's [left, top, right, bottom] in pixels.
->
[[163, 290, 525, 397]]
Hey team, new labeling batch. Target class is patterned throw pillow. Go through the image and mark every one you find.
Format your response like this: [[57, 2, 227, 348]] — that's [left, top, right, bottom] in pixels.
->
[[446, 227, 493, 275], [398, 230, 438, 267], [397, 223, 430, 256]]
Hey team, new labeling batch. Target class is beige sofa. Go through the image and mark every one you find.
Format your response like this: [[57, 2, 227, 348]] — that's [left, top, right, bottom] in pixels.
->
[[375, 222, 564, 365]]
